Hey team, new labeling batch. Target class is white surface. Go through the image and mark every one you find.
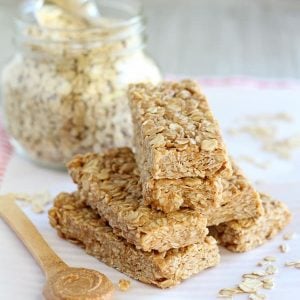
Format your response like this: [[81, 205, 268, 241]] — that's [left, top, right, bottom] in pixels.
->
[[1, 84, 300, 299], [209, 85, 300, 183]]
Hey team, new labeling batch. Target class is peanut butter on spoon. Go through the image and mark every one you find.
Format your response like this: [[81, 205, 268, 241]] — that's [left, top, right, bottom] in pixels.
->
[[0, 194, 114, 300]]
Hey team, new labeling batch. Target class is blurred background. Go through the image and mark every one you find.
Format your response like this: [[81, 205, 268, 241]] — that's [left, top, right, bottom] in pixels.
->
[[1, 0, 300, 78]]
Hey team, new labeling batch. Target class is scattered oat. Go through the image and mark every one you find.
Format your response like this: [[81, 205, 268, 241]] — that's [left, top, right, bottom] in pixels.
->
[[265, 265, 278, 275], [237, 155, 270, 169], [249, 293, 266, 300], [262, 278, 275, 290], [283, 232, 296, 240], [218, 287, 243, 298], [244, 113, 293, 123], [261, 278, 273, 284], [243, 274, 261, 279], [285, 261, 300, 267], [118, 279, 131, 291], [263, 135, 300, 159], [9, 191, 51, 213], [227, 113, 300, 160], [239, 278, 262, 293], [252, 271, 267, 277], [218, 247, 285, 299], [243, 271, 266, 279], [264, 256, 276, 262], [227, 125, 275, 139], [285, 261, 296, 267], [279, 243, 289, 253], [219, 254, 280, 299]]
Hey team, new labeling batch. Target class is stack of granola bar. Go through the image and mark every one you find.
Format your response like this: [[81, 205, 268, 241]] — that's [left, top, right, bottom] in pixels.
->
[[49, 80, 291, 288]]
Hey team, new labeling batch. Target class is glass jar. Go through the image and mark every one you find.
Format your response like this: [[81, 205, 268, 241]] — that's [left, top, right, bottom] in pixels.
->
[[1, 0, 161, 168]]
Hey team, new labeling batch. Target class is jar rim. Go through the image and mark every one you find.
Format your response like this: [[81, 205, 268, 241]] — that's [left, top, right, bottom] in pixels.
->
[[14, 0, 146, 52], [16, 0, 143, 34]]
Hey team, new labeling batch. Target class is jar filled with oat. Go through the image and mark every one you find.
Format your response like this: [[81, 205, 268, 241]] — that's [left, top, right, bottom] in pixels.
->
[[1, 0, 161, 168]]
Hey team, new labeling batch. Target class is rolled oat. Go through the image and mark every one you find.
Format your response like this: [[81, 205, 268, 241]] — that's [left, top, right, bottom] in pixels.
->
[[279, 243, 289, 253]]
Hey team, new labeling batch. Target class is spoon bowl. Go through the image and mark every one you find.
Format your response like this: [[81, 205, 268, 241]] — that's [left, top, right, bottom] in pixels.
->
[[44, 267, 114, 300]]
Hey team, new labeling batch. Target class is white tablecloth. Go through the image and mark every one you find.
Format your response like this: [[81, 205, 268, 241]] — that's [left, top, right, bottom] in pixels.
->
[[1, 78, 300, 299]]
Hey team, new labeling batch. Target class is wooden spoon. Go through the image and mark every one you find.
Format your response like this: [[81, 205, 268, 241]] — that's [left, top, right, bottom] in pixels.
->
[[0, 194, 114, 300]]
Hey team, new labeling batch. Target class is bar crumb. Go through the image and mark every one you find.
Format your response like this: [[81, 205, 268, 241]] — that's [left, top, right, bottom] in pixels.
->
[[118, 279, 131, 291]]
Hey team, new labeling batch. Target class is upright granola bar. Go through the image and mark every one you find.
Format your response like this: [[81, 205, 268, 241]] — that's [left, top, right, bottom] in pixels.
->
[[209, 194, 291, 252], [128, 80, 232, 180], [49, 192, 220, 288], [67, 148, 208, 252]]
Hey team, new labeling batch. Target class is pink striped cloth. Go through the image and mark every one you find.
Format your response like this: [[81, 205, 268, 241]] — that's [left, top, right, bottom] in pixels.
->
[[1, 77, 299, 185], [0, 124, 12, 185], [170, 76, 300, 89]]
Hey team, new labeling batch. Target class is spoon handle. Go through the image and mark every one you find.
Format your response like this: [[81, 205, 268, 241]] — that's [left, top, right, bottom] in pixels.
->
[[0, 194, 67, 278]]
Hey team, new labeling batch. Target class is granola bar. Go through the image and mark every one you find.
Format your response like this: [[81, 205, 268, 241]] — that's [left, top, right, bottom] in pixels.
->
[[68, 148, 262, 234], [49, 192, 220, 288], [67, 148, 208, 252], [208, 161, 264, 226], [141, 158, 262, 214], [128, 80, 232, 179], [142, 175, 223, 213], [209, 194, 292, 252]]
